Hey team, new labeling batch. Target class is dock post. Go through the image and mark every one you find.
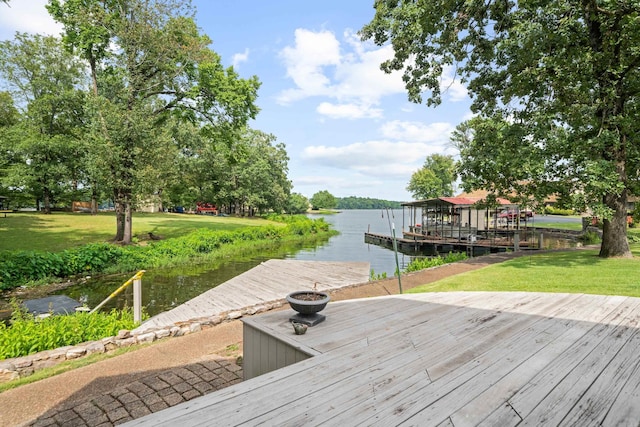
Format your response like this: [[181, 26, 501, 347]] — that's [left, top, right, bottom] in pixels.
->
[[133, 276, 142, 323]]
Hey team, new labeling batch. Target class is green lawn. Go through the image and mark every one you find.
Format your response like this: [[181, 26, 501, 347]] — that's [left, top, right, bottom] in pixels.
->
[[0, 212, 278, 252], [409, 245, 640, 297], [529, 216, 583, 231]]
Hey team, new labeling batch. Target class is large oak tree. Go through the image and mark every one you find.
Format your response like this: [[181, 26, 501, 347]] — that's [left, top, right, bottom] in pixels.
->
[[361, 1, 640, 258], [49, 0, 260, 243]]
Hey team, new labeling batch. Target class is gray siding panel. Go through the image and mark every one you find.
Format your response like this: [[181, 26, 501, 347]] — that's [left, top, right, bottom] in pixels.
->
[[243, 323, 311, 380]]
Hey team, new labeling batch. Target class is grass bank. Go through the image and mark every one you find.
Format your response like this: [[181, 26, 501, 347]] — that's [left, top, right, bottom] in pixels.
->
[[0, 213, 336, 290], [0, 212, 272, 252], [408, 244, 640, 297]]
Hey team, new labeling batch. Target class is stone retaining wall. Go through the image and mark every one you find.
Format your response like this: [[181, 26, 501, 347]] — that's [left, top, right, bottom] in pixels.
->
[[0, 301, 283, 384]]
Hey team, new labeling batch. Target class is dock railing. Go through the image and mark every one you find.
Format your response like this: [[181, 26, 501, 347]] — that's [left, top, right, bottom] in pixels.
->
[[90, 270, 146, 323]]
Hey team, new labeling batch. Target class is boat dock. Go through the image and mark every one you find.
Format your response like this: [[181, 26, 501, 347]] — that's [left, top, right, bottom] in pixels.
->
[[134, 260, 370, 333], [364, 232, 534, 256]]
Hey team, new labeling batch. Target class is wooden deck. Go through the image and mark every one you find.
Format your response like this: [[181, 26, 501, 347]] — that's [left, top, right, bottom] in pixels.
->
[[134, 260, 370, 333], [127, 291, 640, 426]]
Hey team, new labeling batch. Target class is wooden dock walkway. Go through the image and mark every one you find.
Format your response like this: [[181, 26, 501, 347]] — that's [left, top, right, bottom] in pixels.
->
[[128, 291, 640, 426], [365, 232, 524, 256], [134, 260, 370, 333]]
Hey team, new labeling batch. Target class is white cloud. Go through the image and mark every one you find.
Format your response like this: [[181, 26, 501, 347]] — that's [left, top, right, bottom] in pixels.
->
[[277, 29, 341, 103], [379, 120, 455, 144], [0, 1, 62, 40], [276, 28, 468, 118], [276, 28, 406, 113], [232, 48, 250, 68], [316, 102, 382, 120], [301, 140, 442, 179]]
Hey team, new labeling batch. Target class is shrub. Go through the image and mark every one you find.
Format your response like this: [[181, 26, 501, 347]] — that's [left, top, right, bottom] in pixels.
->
[[544, 206, 576, 216], [0, 303, 142, 360], [579, 230, 602, 245], [405, 252, 468, 273], [0, 216, 331, 289]]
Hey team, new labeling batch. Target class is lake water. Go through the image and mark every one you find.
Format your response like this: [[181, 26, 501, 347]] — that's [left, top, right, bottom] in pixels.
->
[[53, 209, 413, 316], [5, 210, 580, 318]]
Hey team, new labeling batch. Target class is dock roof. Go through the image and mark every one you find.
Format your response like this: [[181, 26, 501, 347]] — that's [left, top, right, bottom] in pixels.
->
[[402, 196, 516, 208]]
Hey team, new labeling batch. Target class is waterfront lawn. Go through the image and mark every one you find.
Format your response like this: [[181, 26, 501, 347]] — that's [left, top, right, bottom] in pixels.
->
[[529, 216, 583, 231], [0, 212, 276, 252], [408, 244, 640, 297]]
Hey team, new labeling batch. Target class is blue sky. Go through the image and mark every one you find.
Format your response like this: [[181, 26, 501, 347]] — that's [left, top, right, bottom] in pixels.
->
[[0, 0, 473, 202]]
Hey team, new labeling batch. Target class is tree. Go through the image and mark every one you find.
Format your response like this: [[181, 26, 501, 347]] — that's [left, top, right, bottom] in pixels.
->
[[361, 1, 640, 258], [287, 193, 309, 214], [49, 0, 260, 243], [0, 34, 87, 213], [406, 154, 456, 200], [310, 190, 336, 210]]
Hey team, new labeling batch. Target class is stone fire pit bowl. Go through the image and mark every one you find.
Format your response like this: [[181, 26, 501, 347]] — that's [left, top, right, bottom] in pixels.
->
[[286, 291, 330, 327]]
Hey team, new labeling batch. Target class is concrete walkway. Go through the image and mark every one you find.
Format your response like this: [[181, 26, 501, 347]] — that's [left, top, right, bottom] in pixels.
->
[[0, 252, 538, 426]]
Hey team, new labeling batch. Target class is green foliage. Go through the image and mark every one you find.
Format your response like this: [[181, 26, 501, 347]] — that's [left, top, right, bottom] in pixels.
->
[[0, 303, 140, 360], [44, 0, 262, 243], [0, 216, 330, 289], [407, 154, 456, 200], [361, 2, 639, 257], [286, 193, 310, 214], [543, 206, 576, 216], [405, 252, 468, 273], [579, 231, 602, 245], [336, 197, 402, 209], [310, 190, 336, 210], [369, 269, 388, 281]]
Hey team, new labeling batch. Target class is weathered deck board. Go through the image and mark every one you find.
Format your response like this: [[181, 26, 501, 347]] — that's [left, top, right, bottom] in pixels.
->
[[135, 260, 370, 332], [126, 292, 640, 426]]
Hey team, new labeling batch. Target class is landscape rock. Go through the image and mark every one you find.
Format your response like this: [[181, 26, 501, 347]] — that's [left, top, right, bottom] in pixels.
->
[[155, 329, 171, 339], [136, 332, 156, 343], [227, 311, 243, 320], [117, 329, 131, 339], [0, 369, 19, 384], [116, 337, 137, 347], [12, 358, 33, 369], [66, 347, 87, 359], [86, 341, 106, 355]]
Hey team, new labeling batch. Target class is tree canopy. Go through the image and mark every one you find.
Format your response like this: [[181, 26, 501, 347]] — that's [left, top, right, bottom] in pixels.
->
[[45, 0, 261, 243], [310, 190, 337, 210], [361, 0, 640, 258], [406, 154, 456, 200]]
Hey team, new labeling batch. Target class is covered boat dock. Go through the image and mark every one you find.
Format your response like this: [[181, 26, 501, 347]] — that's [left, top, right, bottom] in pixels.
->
[[365, 196, 542, 255]]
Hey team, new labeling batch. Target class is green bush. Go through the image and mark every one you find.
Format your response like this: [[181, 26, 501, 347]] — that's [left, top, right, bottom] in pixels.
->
[[0, 216, 330, 289], [0, 303, 141, 360], [405, 252, 468, 273], [579, 230, 602, 245], [543, 205, 576, 216]]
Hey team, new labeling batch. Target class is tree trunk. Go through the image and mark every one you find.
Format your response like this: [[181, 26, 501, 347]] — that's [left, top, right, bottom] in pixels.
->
[[123, 202, 132, 244], [42, 187, 52, 214], [115, 197, 125, 242], [599, 191, 632, 258], [91, 196, 98, 215]]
